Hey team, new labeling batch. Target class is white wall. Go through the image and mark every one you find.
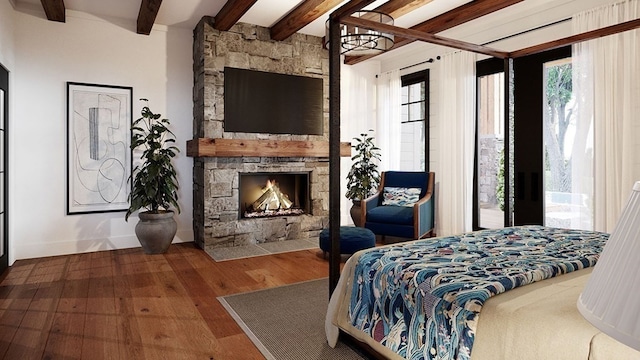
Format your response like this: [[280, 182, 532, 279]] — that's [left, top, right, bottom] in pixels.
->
[[8, 7, 194, 262], [0, 1, 15, 71]]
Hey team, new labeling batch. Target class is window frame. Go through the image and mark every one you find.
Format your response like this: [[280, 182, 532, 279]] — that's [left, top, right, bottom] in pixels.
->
[[400, 69, 430, 171]]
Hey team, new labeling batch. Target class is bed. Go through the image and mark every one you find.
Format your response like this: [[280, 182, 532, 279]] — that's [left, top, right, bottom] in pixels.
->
[[325, 225, 640, 360]]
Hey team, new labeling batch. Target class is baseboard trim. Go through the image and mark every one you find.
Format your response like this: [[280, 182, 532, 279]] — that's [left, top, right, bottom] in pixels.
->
[[13, 229, 194, 260]]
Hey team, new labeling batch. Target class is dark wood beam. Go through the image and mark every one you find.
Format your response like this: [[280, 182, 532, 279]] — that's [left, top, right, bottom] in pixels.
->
[[328, 12, 342, 296], [510, 18, 640, 58], [375, 0, 433, 20], [341, 15, 509, 58], [411, 0, 524, 33], [345, 0, 523, 65], [213, 0, 258, 31], [271, 0, 343, 41], [40, 0, 65, 22], [330, 0, 375, 20], [136, 0, 162, 35]]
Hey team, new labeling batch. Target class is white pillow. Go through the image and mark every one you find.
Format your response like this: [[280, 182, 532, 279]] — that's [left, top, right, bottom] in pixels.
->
[[381, 187, 422, 207]]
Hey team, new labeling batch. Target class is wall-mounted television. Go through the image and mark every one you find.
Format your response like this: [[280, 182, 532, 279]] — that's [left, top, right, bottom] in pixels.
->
[[224, 67, 323, 135]]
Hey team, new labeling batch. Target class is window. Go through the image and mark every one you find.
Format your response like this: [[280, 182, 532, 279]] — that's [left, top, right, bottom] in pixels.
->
[[400, 70, 429, 171]]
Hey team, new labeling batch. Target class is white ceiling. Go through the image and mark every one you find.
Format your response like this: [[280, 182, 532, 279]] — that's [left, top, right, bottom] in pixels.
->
[[13, 0, 474, 35], [12, 0, 624, 65]]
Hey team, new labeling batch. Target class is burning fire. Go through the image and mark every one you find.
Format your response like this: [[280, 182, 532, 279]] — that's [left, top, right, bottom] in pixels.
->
[[243, 179, 304, 218]]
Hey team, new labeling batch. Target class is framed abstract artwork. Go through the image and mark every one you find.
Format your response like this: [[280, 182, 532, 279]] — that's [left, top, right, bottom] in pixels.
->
[[67, 82, 132, 214]]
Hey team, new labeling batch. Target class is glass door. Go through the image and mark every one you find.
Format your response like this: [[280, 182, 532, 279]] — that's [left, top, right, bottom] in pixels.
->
[[513, 46, 593, 230], [543, 58, 593, 230], [475, 58, 510, 230]]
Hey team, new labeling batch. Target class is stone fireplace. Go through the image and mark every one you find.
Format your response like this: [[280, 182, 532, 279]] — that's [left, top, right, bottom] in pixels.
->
[[189, 18, 350, 252]]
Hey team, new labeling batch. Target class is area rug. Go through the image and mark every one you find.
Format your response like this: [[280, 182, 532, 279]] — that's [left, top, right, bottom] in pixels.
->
[[218, 279, 370, 360]]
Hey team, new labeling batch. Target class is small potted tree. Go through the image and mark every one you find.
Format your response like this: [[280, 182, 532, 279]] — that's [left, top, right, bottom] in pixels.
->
[[126, 99, 180, 254], [346, 131, 381, 226]]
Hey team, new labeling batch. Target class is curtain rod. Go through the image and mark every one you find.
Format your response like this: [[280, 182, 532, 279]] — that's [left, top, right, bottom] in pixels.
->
[[399, 56, 440, 71], [398, 17, 572, 72]]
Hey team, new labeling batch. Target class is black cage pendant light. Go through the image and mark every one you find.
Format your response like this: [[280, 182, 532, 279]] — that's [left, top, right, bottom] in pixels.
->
[[326, 11, 395, 55]]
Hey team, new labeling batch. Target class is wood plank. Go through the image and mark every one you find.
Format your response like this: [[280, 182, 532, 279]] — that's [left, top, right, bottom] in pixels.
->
[[0, 244, 332, 359], [42, 312, 85, 359], [40, 0, 65, 22], [213, 0, 258, 31], [510, 18, 640, 58], [271, 0, 343, 41], [137, 0, 163, 35], [341, 15, 509, 59], [186, 138, 352, 157], [111, 252, 148, 360], [345, 0, 522, 65]]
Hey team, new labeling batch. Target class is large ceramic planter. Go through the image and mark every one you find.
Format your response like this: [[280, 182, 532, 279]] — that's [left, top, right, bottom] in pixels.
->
[[350, 200, 363, 227], [135, 211, 177, 254]]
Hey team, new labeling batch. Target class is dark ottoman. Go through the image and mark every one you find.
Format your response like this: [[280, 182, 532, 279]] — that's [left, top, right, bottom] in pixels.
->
[[319, 226, 376, 257]]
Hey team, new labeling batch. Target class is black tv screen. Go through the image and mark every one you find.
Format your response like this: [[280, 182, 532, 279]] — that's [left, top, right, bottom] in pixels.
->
[[224, 67, 323, 135]]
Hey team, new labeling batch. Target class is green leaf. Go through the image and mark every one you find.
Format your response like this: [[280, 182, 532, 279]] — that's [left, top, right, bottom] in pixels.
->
[[126, 99, 181, 219]]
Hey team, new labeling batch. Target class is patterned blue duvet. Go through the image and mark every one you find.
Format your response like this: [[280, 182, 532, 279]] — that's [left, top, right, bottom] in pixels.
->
[[348, 226, 608, 359]]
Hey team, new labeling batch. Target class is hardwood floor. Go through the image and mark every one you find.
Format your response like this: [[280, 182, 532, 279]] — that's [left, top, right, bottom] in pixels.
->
[[0, 243, 331, 359]]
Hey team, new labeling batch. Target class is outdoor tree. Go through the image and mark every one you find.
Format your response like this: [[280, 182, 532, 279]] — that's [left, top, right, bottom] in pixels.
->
[[544, 63, 574, 192]]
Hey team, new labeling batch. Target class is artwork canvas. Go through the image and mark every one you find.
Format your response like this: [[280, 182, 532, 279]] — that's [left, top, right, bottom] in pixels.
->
[[67, 82, 132, 214]]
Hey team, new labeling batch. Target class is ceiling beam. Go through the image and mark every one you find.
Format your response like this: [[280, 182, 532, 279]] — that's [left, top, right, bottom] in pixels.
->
[[213, 0, 258, 31], [271, 0, 343, 41], [411, 0, 523, 33], [137, 0, 163, 35], [330, 0, 376, 20], [342, 15, 509, 58], [40, 0, 65, 22], [510, 18, 640, 58], [375, 0, 434, 20], [345, 0, 523, 65]]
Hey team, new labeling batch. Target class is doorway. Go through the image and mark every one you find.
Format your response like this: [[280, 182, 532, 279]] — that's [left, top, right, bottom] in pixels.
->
[[513, 46, 593, 229]]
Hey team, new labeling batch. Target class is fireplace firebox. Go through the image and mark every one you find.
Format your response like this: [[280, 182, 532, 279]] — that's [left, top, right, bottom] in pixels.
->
[[239, 172, 310, 219]]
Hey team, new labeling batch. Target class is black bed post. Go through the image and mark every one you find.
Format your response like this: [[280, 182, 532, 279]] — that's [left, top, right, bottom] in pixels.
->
[[503, 57, 514, 227], [328, 13, 341, 296]]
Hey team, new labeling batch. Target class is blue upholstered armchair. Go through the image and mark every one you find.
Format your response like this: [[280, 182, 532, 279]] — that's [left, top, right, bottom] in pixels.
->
[[362, 171, 435, 240]]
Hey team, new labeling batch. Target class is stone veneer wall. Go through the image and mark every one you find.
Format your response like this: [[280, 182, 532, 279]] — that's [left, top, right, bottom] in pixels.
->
[[192, 17, 330, 250], [478, 135, 503, 206]]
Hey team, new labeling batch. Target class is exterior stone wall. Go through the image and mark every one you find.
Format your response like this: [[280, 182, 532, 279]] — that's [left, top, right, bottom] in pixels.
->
[[192, 17, 330, 250], [478, 135, 504, 206]]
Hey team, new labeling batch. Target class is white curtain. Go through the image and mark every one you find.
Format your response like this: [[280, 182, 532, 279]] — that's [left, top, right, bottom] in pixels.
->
[[573, 0, 640, 231], [341, 63, 378, 225], [435, 51, 476, 236], [376, 70, 402, 172]]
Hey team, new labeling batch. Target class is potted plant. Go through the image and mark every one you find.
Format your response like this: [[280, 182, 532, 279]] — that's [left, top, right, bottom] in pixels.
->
[[346, 131, 381, 226], [126, 99, 180, 254]]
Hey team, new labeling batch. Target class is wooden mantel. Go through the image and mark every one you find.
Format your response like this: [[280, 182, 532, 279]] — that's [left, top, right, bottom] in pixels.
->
[[186, 138, 352, 158]]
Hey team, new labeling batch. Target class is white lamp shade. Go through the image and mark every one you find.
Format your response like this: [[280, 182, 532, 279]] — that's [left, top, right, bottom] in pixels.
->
[[577, 181, 640, 351]]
